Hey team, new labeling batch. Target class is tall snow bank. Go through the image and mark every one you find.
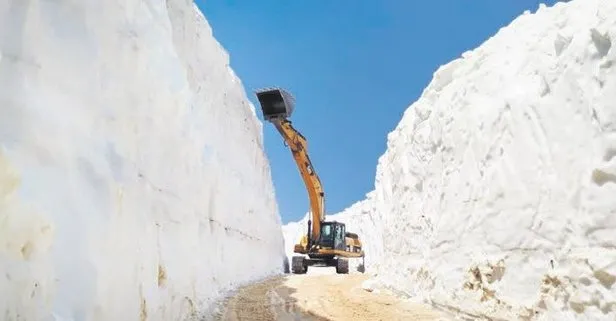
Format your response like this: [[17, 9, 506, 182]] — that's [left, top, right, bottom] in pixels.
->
[[285, 0, 616, 319], [0, 1, 285, 320], [377, 0, 616, 319]]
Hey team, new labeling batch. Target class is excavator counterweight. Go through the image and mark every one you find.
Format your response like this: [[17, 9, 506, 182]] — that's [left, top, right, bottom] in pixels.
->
[[255, 87, 365, 275]]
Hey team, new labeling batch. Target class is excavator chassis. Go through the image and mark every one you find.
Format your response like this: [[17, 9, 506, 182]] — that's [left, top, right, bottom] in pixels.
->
[[291, 255, 350, 274], [289, 221, 365, 274]]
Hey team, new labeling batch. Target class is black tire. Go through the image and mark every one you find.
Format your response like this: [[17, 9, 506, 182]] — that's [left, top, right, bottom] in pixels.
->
[[335, 258, 349, 274], [291, 256, 307, 274], [283, 256, 290, 274], [357, 263, 365, 273], [357, 256, 365, 273]]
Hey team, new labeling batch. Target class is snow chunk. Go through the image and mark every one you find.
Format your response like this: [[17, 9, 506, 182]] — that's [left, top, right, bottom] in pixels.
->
[[361, 278, 380, 294]]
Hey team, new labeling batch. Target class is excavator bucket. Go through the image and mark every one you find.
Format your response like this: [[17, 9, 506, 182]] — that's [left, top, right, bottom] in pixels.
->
[[255, 88, 295, 121]]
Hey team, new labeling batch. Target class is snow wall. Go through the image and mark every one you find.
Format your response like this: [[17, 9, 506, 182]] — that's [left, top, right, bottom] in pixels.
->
[[284, 0, 616, 320], [0, 1, 285, 320]]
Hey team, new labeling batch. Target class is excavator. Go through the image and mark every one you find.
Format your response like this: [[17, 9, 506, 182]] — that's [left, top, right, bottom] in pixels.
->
[[254, 87, 365, 274]]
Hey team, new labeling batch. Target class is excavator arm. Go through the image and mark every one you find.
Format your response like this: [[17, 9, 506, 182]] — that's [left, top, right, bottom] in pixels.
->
[[253, 87, 325, 246], [272, 119, 325, 242], [256, 88, 364, 273], [255, 87, 365, 274]]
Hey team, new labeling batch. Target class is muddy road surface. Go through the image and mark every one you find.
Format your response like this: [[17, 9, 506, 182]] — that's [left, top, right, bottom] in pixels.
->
[[214, 268, 451, 321]]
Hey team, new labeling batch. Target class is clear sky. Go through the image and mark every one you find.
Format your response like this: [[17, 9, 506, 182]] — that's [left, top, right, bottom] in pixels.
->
[[196, 0, 560, 224]]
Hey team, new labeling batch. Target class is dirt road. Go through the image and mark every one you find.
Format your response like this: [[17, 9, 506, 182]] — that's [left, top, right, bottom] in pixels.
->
[[215, 268, 451, 321]]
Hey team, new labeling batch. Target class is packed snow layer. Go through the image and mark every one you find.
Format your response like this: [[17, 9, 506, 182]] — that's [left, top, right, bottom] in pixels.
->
[[285, 0, 616, 319], [377, 0, 616, 319], [0, 1, 285, 320]]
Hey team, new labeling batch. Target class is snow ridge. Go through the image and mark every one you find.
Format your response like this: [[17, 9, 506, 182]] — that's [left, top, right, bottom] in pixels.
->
[[0, 1, 284, 320], [283, 0, 616, 319]]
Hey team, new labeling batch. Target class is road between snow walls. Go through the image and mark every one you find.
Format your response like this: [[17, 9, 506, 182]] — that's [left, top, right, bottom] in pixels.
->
[[284, 0, 616, 320], [0, 1, 286, 320]]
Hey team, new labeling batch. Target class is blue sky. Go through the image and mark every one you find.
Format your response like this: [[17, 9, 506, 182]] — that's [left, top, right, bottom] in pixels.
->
[[196, 0, 560, 224]]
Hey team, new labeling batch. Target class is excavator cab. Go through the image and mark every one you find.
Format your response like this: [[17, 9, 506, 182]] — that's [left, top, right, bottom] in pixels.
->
[[255, 88, 295, 121], [319, 221, 346, 251]]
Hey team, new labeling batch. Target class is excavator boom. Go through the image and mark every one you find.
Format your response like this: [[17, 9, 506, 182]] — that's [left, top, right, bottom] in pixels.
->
[[254, 88, 324, 243], [271, 120, 325, 242]]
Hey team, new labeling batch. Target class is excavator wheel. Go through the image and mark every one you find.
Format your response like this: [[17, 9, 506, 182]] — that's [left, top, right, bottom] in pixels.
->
[[335, 258, 349, 274], [291, 256, 307, 274], [357, 256, 366, 273]]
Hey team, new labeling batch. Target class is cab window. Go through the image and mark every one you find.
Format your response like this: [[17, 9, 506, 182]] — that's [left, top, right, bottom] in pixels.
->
[[321, 225, 333, 238], [335, 225, 342, 240]]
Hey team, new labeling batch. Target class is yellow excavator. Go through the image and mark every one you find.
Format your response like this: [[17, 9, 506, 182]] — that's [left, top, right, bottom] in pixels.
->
[[255, 87, 365, 274]]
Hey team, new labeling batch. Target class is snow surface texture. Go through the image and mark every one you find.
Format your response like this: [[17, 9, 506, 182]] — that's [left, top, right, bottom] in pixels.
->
[[284, 0, 616, 320], [0, 1, 285, 320]]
